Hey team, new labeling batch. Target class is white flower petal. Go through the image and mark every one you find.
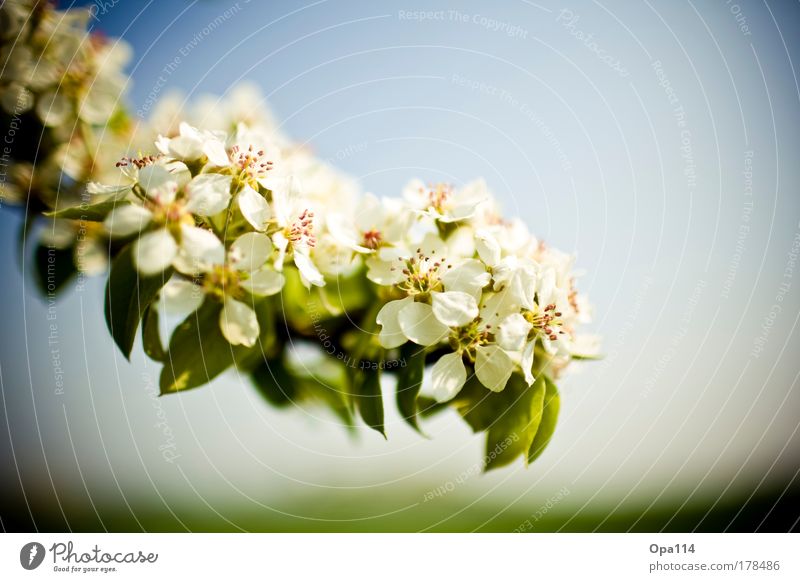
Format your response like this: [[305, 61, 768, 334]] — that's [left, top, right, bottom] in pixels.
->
[[203, 139, 230, 167], [431, 291, 479, 327], [475, 344, 515, 393], [88, 181, 132, 196], [431, 352, 468, 403], [173, 225, 224, 275], [185, 173, 232, 216], [133, 229, 177, 275], [271, 231, 289, 270], [496, 313, 533, 352], [229, 232, 272, 272], [537, 267, 557, 305], [158, 279, 204, 315], [75, 240, 108, 275], [476, 230, 502, 266], [138, 165, 178, 203], [238, 185, 271, 231], [220, 298, 259, 347], [441, 258, 491, 299], [479, 288, 521, 328], [398, 301, 450, 346], [293, 250, 325, 288], [240, 268, 285, 296], [521, 340, 536, 386], [137, 164, 170, 192], [366, 255, 405, 285], [375, 297, 413, 349], [103, 204, 152, 237], [36, 90, 71, 126]]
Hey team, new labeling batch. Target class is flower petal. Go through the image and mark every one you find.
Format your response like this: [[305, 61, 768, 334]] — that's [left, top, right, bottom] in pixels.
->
[[496, 313, 532, 352], [36, 90, 71, 126], [220, 298, 259, 347], [365, 255, 405, 285], [375, 297, 413, 349], [229, 232, 272, 272], [441, 258, 491, 298], [431, 352, 468, 403], [271, 231, 289, 270], [103, 204, 152, 237], [475, 344, 514, 392], [137, 165, 176, 202], [475, 229, 502, 266], [293, 250, 325, 288], [520, 340, 536, 386], [431, 291, 479, 327], [240, 268, 285, 296], [185, 173, 232, 216], [238, 184, 271, 231], [173, 225, 224, 275], [133, 229, 177, 275], [398, 301, 450, 346], [159, 279, 204, 315], [203, 139, 230, 167]]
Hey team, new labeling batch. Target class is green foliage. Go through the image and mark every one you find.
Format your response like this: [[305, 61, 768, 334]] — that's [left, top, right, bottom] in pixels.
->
[[250, 356, 298, 407], [46, 197, 128, 221], [34, 242, 76, 295], [250, 344, 355, 425], [141, 305, 166, 362], [158, 295, 277, 395], [158, 299, 240, 394], [353, 363, 385, 437], [395, 343, 426, 434], [104, 244, 171, 359], [455, 373, 557, 471], [527, 376, 560, 464]]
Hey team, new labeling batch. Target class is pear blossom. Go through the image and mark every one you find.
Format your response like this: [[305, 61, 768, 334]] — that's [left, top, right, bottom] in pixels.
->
[[269, 188, 325, 287], [326, 193, 411, 253], [155, 122, 229, 167], [103, 164, 233, 275], [429, 298, 519, 402], [175, 232, 285, 347], [374, 236, 488, 349], [403, 178, 489, 223]]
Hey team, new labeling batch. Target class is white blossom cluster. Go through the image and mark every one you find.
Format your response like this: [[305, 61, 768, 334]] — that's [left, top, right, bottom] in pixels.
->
[[5, 1, 597, 406], [1, 1, 134, 206], [90, 116, 596, 400]]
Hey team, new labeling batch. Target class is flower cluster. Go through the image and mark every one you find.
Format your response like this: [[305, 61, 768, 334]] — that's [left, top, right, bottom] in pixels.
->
[[369, 180, 596, 401], [86, 118, 596, 392], [6, 1, 599, 469], [1, 1, 134, 207]]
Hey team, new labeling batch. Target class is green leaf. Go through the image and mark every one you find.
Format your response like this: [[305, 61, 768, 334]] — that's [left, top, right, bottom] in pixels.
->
[[299, 372, 354, 427], [34, 243, 76, 295], [317, 267, 372, 316], [527, 376, 560, 464], [454, 373, 500, 433], [105, 244, 172, 359], [46, 198, 129, 221], [354, 365, 385, 437], [396, 343, 426, 434], [570, 353, 603, 361], [484, 375, 547, 471], [454, 374, 547, 471], [417, 395, 450, 418], [141, 305, 166, 362], [250, 356, 297, 407], [159, 299, 241, 394]]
